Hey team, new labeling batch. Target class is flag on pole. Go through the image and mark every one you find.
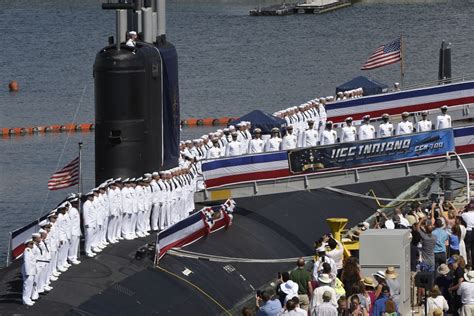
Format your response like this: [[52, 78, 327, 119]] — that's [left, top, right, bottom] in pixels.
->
[[361, 38, 402, 70], [47, 157, 80, 190]]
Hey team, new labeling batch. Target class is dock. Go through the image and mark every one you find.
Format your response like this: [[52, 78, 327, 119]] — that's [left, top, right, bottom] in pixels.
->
[[249, 0, 351, 16]]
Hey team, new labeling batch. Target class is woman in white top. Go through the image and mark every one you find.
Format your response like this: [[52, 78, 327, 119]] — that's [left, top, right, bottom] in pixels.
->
[[427, 285, 449, 316]]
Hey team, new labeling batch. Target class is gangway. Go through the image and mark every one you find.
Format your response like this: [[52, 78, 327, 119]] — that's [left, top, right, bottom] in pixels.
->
[[195, 152, 474, 202]]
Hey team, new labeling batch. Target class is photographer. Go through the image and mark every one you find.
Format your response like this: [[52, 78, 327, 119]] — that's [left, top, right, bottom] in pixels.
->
[[431, 201, 449, 270], [256, 288, 282, 316], [414, 214, 436, 272]]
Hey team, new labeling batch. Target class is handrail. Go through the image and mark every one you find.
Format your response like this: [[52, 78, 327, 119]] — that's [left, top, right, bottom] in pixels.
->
[[451, 151, 471, 202], [400, 74, 474, 91]]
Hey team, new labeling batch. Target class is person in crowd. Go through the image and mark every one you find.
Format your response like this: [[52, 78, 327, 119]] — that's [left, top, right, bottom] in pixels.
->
[[414, 216, 436, 272], [313, 246, 337, 282], [22, 239, 36, 306], [313, 291, 338, 316], [225, 132, 242, 156], [382, 299, 398, 316], [358, 115, 375, 140], [350, 282, 370, 312], [290, 296, 307, 315], [278, 272, 299, 306], [312, 274, 338, 311], [337, 296, 350, 316], [281, 125, 298, 150], [348, 295, 368, 316], [461, 198, 474, 265], [242, 306, 254, 316], [320, 121, 337, 145], [256, 288, 282, 316], [372, 271, 386, 300], [126, 31, 137, 47], [290, 258, 313, 311], [326, 237, 344, 278], [457, 270, 474, 315], [300, 119, 319, 147], [448, 255, 464, 316], [362, 278, 376, 316], [248, 128, 265, 154], [265, 128, 282, 152], [378, 114, 393, 138], [454, 215, 468, 263], [416, 111, 432, 132], [431, 204, 449, 269], [371, 286, 395, 316], [450, 224, 462, 256], [427, 285, 449, 316], [436, 105, 452, 130], [341, 117, 357, 143], [435, 263, 453, 308], [279, 298, 304, 315], [341, 257, 362, 297], [395, 112, 413, 135]]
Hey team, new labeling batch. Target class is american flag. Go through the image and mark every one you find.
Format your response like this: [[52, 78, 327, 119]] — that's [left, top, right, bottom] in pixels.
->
[[48, 157, 80, 190], [361, 38, 402, 70]]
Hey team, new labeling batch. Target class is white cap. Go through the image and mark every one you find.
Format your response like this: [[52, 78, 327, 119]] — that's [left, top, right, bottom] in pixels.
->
[[24, 239, 33, 245], [32, 233, 41, 238], [152, 172, 159, 176], [39, 229, 47, 235], [144, 173, 152, 178], [129, 31, 137, 35]]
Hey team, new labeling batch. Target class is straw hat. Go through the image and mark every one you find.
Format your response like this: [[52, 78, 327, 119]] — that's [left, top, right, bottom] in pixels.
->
[[385, 267, 398, 279], [373, 271, 386, 280], [362, 277, 376, 288], [318, 274, 332, 284], [437, 264, 449, 276]]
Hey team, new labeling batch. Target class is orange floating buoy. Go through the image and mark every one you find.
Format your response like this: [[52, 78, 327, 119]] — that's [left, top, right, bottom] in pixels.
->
[[201, 118, 214, 126], [8, 81, 19, 92]]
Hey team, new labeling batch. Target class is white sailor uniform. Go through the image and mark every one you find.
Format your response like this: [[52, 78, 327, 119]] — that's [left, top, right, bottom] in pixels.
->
[[416, 119, 432, 132], [436, 114, 451, 129], [341, 126, 357, 142], [358, 124, 376, 140], [396, 121, 414, 135], [378, 122, 394, 138]]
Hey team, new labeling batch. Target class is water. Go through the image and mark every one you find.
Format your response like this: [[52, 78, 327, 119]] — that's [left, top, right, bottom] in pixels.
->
[[1, 0, 474, 265]]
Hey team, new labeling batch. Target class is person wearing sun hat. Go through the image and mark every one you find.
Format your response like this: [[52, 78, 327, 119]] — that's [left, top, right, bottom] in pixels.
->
[[457, 270, 474, 314], [311, 273, 337, 311], [372, 271, 387, 299], [385, 267, 401, 307]]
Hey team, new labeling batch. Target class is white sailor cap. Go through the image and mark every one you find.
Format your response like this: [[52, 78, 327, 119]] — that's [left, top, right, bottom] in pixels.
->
[[216, 129, 223, 133], [228, 125, 235, 130], [345, 117, 353, 122], [363, 115, 371, 120], [382, 113, 390, 118], [144, 173, 152, 178], [86, 191, 94, 196], [326, 121, 333, 125], [179, 141, 185, 145], [201, 135, 209, 139], [402, 112, 409, 117], [59, 202, 68, 208], [441, 105, 448, 110], [24, 238, 34, 245], [223, 128, 230, 132], [185, 140, 192, 144], [123, 178, 130, 183], [70, 197, 79, 202], [39, 220, 50, 227], [48, 210, 57, 217], [192, 139, 199, 144], [298, 105, 305, 109], [421, 110, 428, 115], [253, 128, 262, 133], [152, 172, 159, 177], [130, 177, 136, 182], [98, 183, 106, 189], [106, 178, 113, 183], [245, 121, 251, 126], [271, 127, 280, 133], [114, 177, 122, 182], [39, 229, 47, 235], [32, 233, 41, 238], [129, 31, 137, 35], [236, 122, 244, 127]]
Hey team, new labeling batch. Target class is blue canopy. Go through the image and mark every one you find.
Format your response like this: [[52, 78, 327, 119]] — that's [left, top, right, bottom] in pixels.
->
[[336, 76, 388, 96], [232, 110, 286, 134]]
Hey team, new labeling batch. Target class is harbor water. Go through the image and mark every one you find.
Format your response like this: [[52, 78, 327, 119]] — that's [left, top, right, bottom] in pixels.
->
[[1, 0, 474, 265]]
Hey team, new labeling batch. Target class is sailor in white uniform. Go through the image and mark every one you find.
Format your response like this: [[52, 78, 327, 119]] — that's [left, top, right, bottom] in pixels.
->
[[300, 120, 318, 147], [31, 233, 43, 301], [57, 204, 71, 271], [436, 105, 452, 129], [126, 31, 137, 47], [82, 192, 97, 257], [22, 239, 37, 306], [265, 128, 282, 152], [248, 128, 265, 154], [67, 196, 81, 265], [396, 112, 414, 135], [46, 213, 60, 281], [130, 179, 139, 237], [320, 121, 338, 145], [225, 132, 242, 156], [341, 117, 357, 142], [378, 114, 394, 138], [416, 111, 432, 132], [280, 125, 298, 150], [38, 229, 52, 293], [358, 115, 376, 140], [121, 179, 133, 238], [150, 173, 162, 232], [318, 101, 327, 134], [206, 138, 223, 159]]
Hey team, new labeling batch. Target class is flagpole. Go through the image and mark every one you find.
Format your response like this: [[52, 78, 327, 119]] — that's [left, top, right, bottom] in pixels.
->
[[78, 141, 83, 196], [400, 35, 405, 88]]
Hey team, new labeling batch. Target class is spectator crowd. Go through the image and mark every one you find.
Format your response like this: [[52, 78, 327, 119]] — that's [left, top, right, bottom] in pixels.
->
[[247, 196, 474, 316]]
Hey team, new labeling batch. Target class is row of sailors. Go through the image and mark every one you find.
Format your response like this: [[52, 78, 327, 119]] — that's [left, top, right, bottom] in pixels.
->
[[82, 166, 198, 258], [21, 164, 199, 306], [21, 196, 82, 306], [185, 107, 453, 158]]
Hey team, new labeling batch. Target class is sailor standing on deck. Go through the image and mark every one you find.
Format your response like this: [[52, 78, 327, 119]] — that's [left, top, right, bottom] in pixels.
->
[[378, 114, 394, 138], [436, 105, 452, 129], [300, 120, 319, 147], [416, 111, 432, 132], [135, 177, 147, 237], [38, 229, 52, 293], [83, 191, 97, 258], [396, 112, 414, 135], [22, 239, 37, 306], [130, 178, 139, 238], [206, 138, 222, 159], [126, 31, 137, 47], [358, 115, 376, 140], [265, 127, 282, 152], [95, 187, 107, 250], [67, 196, 81, 265], [318, 100, 328, 135], [150, 173, 163, 231], [225, 132, 242, 156], [30, 233, 43, 301], [57, 204, 71, 271], [281, 125, 298, 150], [237, 123, 249, 154], [248, 128, 265, 153], [143, 174, 153, 234], [320, 121, 338, 145], [341, 117, 357, 142], [121, 179, 132, 238], [46, 212, 60, 281]]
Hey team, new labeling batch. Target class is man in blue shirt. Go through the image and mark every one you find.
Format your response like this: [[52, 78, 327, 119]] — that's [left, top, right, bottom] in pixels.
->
[[257, 288, 282, 316], [372, 286, 397, 316], [432, 217, 448, 270]]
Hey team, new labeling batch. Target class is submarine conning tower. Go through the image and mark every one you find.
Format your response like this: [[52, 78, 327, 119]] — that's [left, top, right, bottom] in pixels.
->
[[94, 0, 180, 186]]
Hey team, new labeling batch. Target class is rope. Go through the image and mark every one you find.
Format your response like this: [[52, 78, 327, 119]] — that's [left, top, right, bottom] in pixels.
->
[[325, 187, 428, 202], [168, 249, 313, 263], [37, 85, 87, 217], [155, 264, 232, 315]]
